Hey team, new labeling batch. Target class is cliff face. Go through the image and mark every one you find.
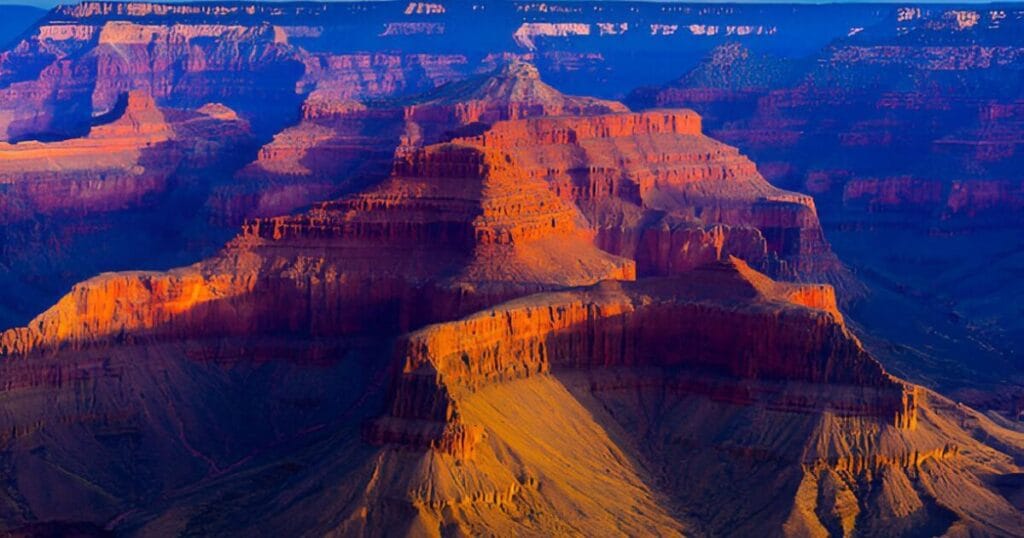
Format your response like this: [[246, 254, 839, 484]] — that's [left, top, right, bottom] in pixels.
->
[[0, 91, 249, 224], [643, 8, 1024, 222], [356, 261, 1024, 537], [371, 260, 907, 458], [1, 4, 1023, 536], [0, 131, 634, 356], [459, 110, 844, 284], [216, 60, 624, 222]]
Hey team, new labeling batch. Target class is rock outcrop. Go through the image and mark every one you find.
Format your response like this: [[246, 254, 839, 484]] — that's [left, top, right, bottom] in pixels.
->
[[0, 132, 633, 356], [1, 5, 1023, 536], [640, 7, 1024, 410], [356, 260, 1024, 537], [0, 91, 249, 224], [457, 110, 844, 284], [219, 60, 627, 222], [370, 259, 909, 460]]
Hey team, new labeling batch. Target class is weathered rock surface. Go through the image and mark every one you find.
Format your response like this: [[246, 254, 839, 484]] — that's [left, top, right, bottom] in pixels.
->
[[370, 259, 904, 457], [357, 261, 1024, 537], [0, 132, 633, 356], [216, 60, 622, 222], [0, 4, 1022, 537], [459, 109, 845, 285], [0, 90, 250, 224]]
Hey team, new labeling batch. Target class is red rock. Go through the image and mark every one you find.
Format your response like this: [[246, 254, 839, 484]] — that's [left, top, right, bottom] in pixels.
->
[[452, 110, 844, 283], [0, 91, 250, 224], [369, 259, 915, 459], [0, 134, 634, 357]]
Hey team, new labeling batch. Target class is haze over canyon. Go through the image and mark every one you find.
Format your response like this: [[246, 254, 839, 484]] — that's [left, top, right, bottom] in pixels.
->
[[0, 1, 1022, 536]]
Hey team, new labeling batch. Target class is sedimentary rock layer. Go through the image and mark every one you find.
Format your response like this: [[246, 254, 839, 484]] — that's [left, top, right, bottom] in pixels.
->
[[371, 259, 913, 460]]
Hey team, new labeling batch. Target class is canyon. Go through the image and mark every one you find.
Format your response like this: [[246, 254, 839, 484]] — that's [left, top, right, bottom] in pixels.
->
[[638, 5, 1024, 410], [0, 1, 1021, 536]]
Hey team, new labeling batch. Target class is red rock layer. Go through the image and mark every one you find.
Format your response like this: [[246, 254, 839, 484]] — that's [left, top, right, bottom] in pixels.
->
[[221, 60, 625, 222], [370, 260, 916, 459], [447, 110, 843, 283], [0, 138, 633, 357], [401, 61, 627, 145], [0, 91, 250, 224]]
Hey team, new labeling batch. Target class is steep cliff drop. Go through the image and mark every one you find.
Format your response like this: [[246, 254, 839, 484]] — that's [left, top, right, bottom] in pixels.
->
[[0, 116, 1022, 535], [0, 12, 1019, 532], [460, 110, 846, 287], [51, 260, 1018, 537]]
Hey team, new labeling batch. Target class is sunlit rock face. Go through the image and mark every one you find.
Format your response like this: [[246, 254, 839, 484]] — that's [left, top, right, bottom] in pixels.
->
[[216, 60, 626, 223], [462, 110, 844, 285]]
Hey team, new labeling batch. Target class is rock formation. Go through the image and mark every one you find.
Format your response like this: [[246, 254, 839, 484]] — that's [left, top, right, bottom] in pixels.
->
[[0, 91, 249, 224], [0, 133, 634, 356], [639, 7, 1024, 411], [218, 60, 627, 222], [370, 259, 905, 460], [358, 261, 1024, 536], [458, 109, 845, 285], [0, 4, 1022, 536]]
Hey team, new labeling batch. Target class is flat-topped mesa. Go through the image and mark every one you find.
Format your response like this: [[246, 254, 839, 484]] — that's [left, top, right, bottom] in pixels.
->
[[444, 110, 841, 283], [0, 90, 179, 221], [370, 260, 917, 458]]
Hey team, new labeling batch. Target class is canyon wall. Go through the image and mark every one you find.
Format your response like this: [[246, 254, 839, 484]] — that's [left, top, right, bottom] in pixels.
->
[[370, 260, 914, 460]]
